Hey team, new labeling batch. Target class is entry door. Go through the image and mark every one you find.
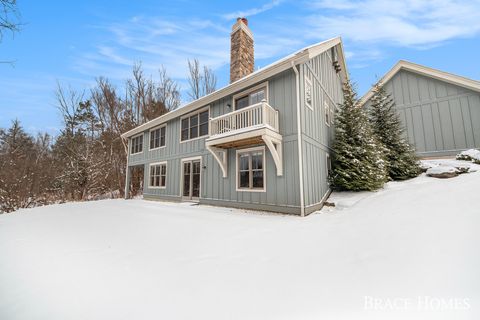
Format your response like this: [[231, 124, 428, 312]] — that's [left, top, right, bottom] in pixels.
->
[[182, 159, 201, 201]]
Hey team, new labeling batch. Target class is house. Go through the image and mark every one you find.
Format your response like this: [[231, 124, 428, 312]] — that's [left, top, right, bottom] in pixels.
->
[[121, 18, 348, 216], [359, 60, 480, 158]]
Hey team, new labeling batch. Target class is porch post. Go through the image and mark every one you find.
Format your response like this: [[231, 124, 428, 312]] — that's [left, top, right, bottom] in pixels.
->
[[124, 166, 131, 199]]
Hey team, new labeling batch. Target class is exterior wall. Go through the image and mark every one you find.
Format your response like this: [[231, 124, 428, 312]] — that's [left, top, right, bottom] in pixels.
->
[[127, 69, 302, 214], [299, 47, 344, 213], [365, 70, 480, 157]]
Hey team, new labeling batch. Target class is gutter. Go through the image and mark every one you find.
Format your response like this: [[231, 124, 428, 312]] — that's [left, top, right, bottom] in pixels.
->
[[291, 61, 305, 217]]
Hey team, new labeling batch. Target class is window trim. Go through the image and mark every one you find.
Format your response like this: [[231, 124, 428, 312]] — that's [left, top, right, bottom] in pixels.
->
[[232, 81, 269, 111], [304, 76, 314, 111], [148, 161, 167, 189], [324, 101, 331, 127], [149, 124, 167, 151], [130, 133, 144, 155], [179, 106, 210, 143], [235, 146, 266, 193]]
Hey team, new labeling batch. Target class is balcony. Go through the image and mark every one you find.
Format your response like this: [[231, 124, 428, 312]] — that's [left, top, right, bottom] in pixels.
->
[[206, 100, 283, 178]]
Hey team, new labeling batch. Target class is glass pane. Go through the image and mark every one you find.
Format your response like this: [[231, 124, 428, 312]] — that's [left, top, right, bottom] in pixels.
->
[[193, 161, 201, 174], [251, 152, 263, 170], [161, 165, 166, 175], [183, 162, 191, 197], [160, 135, 165, 146], [250, 89, 265, 104], [150, 176, 154, 187], [239, 171, 249, 188], [181, 118, 189, 130], [192, 173, 200, 197], [150, 132, 155, 149], [239, 154, 249, 171], [190, 125, 198, 139], [199, 111, 209, 124], [190, 114, 198, 126], [181, 129, 189, 141], [199, 123, 208, 136], [235, 96, 249, 110], [155, 176, 160, 187], [252, 171, 264, 188], [161, 175, 166, 187]]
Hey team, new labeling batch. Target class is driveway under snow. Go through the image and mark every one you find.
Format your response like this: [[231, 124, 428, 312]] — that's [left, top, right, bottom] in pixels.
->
[[0, 161, 479, 320]]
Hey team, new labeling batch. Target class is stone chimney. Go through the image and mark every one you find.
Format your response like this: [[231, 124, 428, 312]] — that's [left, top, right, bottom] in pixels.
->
[[230, 17, 254, 83]]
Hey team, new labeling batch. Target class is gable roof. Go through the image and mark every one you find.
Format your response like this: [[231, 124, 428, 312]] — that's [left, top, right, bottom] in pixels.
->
[[359, 60, 480, 107], [121, 37, 348, 138]]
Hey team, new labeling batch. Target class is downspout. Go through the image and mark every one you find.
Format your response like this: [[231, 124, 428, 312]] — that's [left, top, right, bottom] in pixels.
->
[[291, 61, 305, 217]]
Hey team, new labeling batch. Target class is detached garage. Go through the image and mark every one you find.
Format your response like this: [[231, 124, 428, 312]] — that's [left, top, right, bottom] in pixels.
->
[[360, 60, 480, 157]]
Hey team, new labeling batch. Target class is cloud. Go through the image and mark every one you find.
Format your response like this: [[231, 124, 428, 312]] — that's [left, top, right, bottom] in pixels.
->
[[222, 0, 283, 20], [306, 0, 480, 47]]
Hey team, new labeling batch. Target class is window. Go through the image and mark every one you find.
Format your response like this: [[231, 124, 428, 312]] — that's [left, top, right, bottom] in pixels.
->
[[237, 148, 265, 191], [326, 154, 332, 176], [130, 134, 143, 154], [234, 83, 267, 110], [181, 109, 209, 142], [324, 101, 330, 126], [150, 126, 166, 149], [149, 162, 167, 188], [305, 77, 313, 109]]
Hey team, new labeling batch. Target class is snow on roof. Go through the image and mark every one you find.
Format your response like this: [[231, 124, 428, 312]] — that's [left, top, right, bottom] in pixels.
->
[[358, 60, 480, 107], [122, 37, 348, 138]]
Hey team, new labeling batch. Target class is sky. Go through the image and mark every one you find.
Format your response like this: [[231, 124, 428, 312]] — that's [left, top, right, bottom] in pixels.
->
[[1, 0, 480, 135]]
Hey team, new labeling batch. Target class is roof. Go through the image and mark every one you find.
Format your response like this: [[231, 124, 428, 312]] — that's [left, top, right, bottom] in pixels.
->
[[121, 37, 348, 138], [359, 60, 480, 107]]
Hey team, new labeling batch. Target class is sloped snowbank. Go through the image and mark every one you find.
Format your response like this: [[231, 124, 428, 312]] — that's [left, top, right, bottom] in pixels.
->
[[1, 164, 479, 320]]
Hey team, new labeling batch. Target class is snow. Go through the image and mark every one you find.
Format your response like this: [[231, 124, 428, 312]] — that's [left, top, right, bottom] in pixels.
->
[[1, 163, 480, 320], [426, 165, 457, 175], [457, 148, 480, 161]]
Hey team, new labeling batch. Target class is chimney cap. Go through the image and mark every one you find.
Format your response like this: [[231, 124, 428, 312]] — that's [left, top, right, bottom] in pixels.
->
[[236, 17, 248, 26]]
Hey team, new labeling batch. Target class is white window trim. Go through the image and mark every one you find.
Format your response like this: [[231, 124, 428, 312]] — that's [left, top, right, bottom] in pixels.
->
[[304, 77, 314, 111], [180, 156, 203, 199], [179, 106, 210, 144], [324, 101, 331, 127], [148, 161, 167, 189], [149, 124, 167, 151], [232, 81, 269, 110], [235, 146, 266, 193], [130, 133, 144, 155]]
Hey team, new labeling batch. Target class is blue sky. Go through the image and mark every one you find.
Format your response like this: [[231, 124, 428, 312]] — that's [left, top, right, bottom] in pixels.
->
[[1, 0, 480, 135]]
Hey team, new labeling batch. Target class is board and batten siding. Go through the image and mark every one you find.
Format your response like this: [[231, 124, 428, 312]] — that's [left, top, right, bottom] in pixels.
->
[[299, 47, 344, 213], [127, 69, 302, 214], [365, 69, 480, 157]]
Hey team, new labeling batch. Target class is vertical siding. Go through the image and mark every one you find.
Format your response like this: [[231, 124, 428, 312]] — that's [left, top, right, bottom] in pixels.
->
[[372, 70, 480, 157], [126, 69, 302, 213], [299, 46, 344, 209]]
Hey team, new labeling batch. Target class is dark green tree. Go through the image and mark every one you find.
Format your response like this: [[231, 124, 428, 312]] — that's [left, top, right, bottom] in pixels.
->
[[368, 84, 420, 180], [330, 81, 387, 191]]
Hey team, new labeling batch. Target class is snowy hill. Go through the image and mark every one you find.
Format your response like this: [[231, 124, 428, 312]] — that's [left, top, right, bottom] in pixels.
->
[[0, 160, 479, 320]]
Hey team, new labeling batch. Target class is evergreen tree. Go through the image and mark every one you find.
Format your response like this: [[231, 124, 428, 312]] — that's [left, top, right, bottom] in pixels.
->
[[330, 81, 387, 191], [368, 84, 420, 180]]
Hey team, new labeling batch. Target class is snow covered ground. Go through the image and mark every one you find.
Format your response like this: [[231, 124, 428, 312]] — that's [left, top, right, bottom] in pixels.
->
[[1, 160, 479, 320]]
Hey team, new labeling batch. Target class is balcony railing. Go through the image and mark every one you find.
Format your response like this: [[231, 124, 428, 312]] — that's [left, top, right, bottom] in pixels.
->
[[209, 101, 279, 138]]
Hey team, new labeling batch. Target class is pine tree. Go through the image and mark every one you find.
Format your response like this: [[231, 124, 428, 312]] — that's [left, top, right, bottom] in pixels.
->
[[368, 84, 420, 180], [330, 81, 387, 191]]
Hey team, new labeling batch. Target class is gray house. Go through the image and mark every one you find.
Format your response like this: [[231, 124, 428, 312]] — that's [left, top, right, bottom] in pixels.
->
[[360, 60, 480, 157], [121, 18, 348, 216]]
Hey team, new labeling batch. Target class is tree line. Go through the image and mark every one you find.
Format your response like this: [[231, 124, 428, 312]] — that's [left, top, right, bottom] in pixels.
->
[[0, 60, 216, 213]]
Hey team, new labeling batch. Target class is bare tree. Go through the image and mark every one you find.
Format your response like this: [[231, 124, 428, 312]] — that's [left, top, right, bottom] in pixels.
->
[[187, 58, 217, 101], [0, 0, 20, 41], [157, 65, 181, 110]]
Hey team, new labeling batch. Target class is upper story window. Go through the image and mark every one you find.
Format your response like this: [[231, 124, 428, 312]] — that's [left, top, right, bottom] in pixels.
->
[[150, 125, 166, 150], [130, 134, 143, 154], [233, 82, 268, 110], [181, 108, 209, 142], [149, 162, 167, 188], [305, 77, 313, 110]]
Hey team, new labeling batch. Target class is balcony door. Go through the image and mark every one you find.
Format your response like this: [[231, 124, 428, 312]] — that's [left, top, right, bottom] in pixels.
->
[[182, 158, 201, 201]]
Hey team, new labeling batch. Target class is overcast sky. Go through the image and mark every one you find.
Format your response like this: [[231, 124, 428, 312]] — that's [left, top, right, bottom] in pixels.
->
[[1, 0, 480, 134]]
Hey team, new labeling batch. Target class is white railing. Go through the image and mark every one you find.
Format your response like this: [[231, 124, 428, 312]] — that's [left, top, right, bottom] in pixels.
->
[[209, 100, 279, 137]]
